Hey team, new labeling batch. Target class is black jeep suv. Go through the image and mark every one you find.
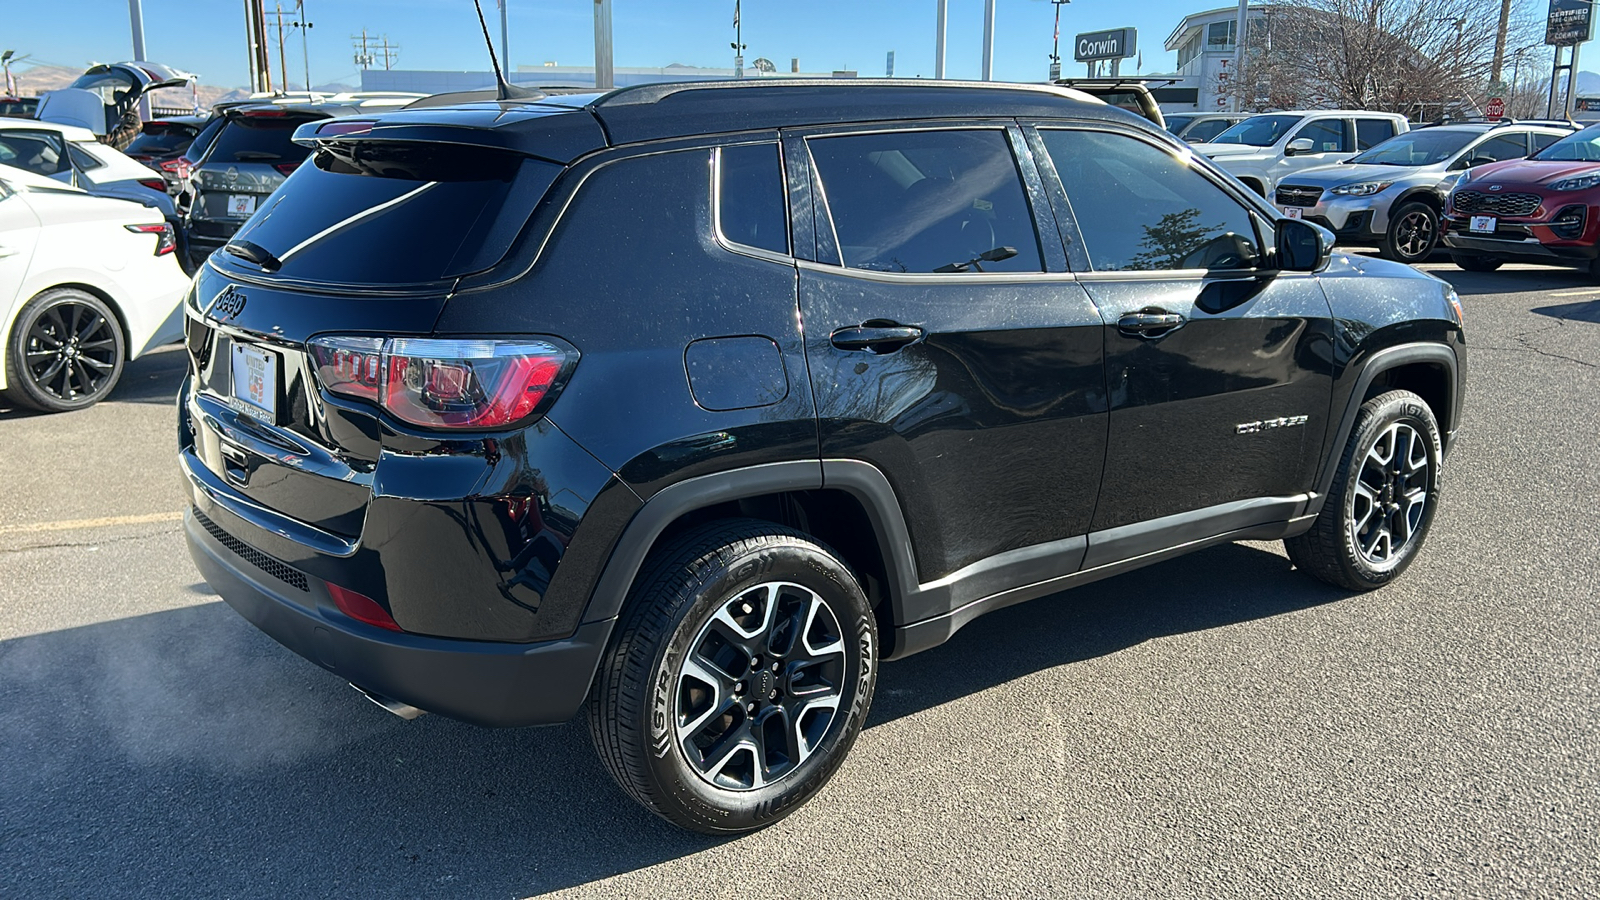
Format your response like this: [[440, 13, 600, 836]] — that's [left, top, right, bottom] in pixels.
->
[[179, 80, 1465, 834]]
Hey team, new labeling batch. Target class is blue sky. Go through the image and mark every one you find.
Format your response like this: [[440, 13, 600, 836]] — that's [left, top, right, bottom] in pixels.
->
[[6, 0, 1212, 89]]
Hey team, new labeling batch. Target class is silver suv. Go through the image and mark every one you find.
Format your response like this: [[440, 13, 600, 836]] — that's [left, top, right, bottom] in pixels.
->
[[1274, 122, 1574, 264]]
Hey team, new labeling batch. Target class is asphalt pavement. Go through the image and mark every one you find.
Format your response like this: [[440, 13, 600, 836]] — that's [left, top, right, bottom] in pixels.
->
[[1, 260, 1597, 899]]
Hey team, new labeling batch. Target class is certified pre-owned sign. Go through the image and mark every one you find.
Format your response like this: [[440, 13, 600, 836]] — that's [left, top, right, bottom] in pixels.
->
[[1547, 0, 1593, 46], [1074, 27, 1137, 63]]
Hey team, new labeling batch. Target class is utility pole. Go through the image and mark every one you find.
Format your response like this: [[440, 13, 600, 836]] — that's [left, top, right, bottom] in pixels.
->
[[245, 0, 272, 93], [289, 0, 314, 91], [270, 3, 289, 93], [594, 0, 613, 89], [129, 0, 149, 117], [379, 35, 398, 71], [1048, 0, 1070, 82], [1231, 0, 1248, 112], [1490, 0, 1514, 85], [732, 0, 745, 79], [981, 0, 995, 80], [352, 29, 373, 70], [934, 0, 947, 79], [499, 0, 510, 76]]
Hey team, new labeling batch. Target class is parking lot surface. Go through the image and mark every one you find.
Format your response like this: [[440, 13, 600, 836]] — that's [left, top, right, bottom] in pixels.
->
[[1, 260, 1597, 899]]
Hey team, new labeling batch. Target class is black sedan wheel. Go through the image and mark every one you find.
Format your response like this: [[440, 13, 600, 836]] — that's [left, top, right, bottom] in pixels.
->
[[1380, 201, 1439, 264], [2, 288, 126, 413], [1286, 390, 1442, 590], [589, 519, 877, 834]]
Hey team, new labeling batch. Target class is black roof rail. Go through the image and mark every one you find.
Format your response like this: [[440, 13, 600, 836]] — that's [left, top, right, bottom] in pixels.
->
[[588, 77, 1080, 109]]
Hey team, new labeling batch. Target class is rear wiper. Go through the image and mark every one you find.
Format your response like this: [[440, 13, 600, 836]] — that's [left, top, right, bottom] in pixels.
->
[[224, 240, 283, 272], [933, 246, 1018, 274]]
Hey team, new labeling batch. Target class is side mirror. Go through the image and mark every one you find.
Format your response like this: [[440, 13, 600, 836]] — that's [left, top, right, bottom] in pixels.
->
[[1285, 137, 1316, 157], [1276, 217, 1333, 272]]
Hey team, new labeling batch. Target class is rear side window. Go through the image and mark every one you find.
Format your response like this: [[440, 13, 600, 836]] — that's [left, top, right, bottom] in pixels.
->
[[1532, 132, 1562, 152], [0, 132, 65, 176], [808, 129, 1043, 274], [188, 115, 228, 161], [1355, 119, 1396, 150], [207, 116, 317, 164], [1184, 118, 1233, 143], [68, 144, 103, 171], [227, 142, 560, 286], [1474, 133, 1529, 163], [1041, 128, 1260, 272], [717, 143, 788, 255]]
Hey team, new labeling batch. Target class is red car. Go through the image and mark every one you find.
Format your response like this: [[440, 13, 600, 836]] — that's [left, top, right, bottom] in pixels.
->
[[1441, 124, 1600, 274]]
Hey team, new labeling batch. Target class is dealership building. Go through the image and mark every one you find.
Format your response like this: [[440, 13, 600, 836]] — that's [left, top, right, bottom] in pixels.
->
[[1158, 4, 1270, 114]]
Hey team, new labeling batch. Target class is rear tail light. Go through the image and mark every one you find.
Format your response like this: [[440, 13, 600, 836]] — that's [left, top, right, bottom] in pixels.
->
[[274, 161, 301, 175], [308, 336, 574, 429], [124, 222, 176, 256], [159, 157, 192, 179], [137, 178, 168, 193], [326, 582, 401, 632]]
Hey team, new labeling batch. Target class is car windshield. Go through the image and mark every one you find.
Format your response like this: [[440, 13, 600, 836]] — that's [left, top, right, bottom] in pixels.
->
[[207, 113, 319, 164], [1531, 127, 1600, 161], [1165, 115, 1195, 135], [1347, 129, 1479, 166], [1211, 114, 1302, 146]]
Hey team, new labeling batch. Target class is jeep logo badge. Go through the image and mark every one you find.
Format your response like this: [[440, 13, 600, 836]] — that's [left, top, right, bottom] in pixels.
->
[[210, 285, 247, 321]]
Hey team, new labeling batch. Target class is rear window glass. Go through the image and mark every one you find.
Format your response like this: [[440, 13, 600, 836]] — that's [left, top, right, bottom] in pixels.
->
[[717, 143, 788, 254], [125, 125, 196, 156], [227, 141, 559, 286], [207, 116, 318, 164]]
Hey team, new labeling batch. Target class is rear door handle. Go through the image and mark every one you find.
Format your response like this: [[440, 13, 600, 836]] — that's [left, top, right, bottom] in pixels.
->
[[1117, 310, 1186, 339], [830, 324, 925, 353]]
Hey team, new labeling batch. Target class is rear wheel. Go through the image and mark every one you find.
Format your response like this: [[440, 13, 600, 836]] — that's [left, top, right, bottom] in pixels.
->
[[1286, 390, 1442, 591], [2, 288, 126, 413], [1450, 253, 1502, 273], [1380, 201, 1439, 264], [588, 519, 878, 834]]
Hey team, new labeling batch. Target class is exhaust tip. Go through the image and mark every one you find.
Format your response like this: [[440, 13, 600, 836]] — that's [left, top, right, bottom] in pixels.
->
[[350, 682, 426, 720]]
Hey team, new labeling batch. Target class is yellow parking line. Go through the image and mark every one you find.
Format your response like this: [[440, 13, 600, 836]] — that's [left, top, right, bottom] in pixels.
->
[[0, 511, 183, 536]]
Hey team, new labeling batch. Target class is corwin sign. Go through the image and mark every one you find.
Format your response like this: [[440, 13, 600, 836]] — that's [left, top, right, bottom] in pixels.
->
[[1075, 28, 1137, 63], [1546, 0, 1593, 46]]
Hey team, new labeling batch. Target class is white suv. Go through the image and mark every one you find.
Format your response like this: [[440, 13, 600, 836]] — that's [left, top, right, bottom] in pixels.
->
[[1190, 110, 1412, 197]]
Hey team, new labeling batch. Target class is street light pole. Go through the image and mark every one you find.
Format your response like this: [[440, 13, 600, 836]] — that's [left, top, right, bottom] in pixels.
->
[[981, 0, 995, 81], [1048, 0, 1070, 82], [934, 0, 947, 79], [293, 2, 314, 92], [732, 0, 746, 79]]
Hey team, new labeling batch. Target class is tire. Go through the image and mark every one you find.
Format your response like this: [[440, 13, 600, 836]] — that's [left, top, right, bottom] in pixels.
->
[[1, 288, 126, 413], [1285, 390, 1443, 591], [1450, 253, 1502, 273], [1379, 201, 1439, 264], [587, 519, 878, 834]]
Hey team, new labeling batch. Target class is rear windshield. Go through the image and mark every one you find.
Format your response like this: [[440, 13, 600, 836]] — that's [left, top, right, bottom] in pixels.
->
[[125, 124, 196, 155], [226, 141, 560, 286], [208, 116, 319, 164]]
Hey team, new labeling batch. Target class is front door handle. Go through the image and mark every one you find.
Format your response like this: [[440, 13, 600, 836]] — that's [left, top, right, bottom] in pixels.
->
[[1117, 310, 1186, 339], [830, 324, 925, 353]]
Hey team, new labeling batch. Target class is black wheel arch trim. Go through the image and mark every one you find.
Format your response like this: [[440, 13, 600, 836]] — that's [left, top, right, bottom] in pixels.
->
[[1308, 341, 1459, 519]]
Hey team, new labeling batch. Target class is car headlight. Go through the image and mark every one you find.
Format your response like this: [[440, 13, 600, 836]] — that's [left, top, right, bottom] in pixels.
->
[[1548, 174, 1600, 191], [1330, 181, 1394, 196]]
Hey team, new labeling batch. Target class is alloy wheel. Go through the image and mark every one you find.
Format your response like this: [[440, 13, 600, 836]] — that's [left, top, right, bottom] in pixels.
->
[[23, 301, 120, 402], [1349, 421, 1430, 566], [1394, 210, 1436, 260], [675, 581, 847, 791]]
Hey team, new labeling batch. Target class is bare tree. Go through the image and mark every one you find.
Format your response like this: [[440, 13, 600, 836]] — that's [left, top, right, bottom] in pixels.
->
[[1233, 0, 1543, 117]]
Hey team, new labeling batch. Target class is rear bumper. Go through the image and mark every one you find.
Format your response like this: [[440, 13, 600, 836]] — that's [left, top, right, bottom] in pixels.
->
[[186, 505, 615, 728]]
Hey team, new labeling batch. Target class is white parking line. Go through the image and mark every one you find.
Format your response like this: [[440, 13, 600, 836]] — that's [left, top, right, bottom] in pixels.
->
[[1546, 289, 1600, 297], [0, 511, 183, 536]]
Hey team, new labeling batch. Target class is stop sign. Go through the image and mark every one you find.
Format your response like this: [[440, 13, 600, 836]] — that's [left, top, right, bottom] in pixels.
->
[[1486, 97, 1506, 120]]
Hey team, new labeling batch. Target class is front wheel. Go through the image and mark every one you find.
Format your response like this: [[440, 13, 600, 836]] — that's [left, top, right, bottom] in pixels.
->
[[588, 519, 878, 834], [1380, 201, 1439, 264], [2, 288, 126, 413], [1450, 253, 1502, 273], [1285, 390, 1443, 591]]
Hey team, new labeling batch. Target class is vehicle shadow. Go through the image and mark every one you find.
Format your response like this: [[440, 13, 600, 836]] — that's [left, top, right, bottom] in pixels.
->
[[1531, 299, 1600, 324], [0, 345, 187, 420], [0, 542, 1342, 897], [1425, 265, 1592, 296]]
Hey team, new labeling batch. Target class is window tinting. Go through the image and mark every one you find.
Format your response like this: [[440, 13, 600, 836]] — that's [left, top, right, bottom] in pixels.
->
[[1355, 119, 1396, 150], [718, 143, 788, 254], [1041, 129, 1260, 272], [1473, 133, 1529, 163], [208, 115, 317, 164], [808, 129, 1042, 274], [1532, 131, 1562, 153], [0, 133, 65, 177], [1183, 118, 1234, 143], [67, 144, 103, 171], [1295, 119, 1349, 153]]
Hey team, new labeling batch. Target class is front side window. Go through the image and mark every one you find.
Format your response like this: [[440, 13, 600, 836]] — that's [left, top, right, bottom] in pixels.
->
[[1184, 118, 1235, 143], [1472, 133, 1530, 164], [1041, 129, 1261, 273], [1355, 119, 1396, 150], [1294, 119, 1350, 154], [1212, 114, 1302, 147], [1349, 129, 1476, 167], [717, 143, 789, 255], [808, 129, 1043, 274]]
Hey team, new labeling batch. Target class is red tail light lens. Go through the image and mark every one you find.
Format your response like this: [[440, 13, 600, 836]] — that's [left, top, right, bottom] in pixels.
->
[[326, 582, 401, 632], [308, 336, 573, 429], [159, 157, 192, 179], [137, 178, 168, 193], [124, 222, 176, 256], [274, 161, 301, 175]]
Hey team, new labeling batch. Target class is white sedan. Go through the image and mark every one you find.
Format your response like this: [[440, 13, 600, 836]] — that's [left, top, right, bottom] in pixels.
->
[[0, 164, 188, 412]]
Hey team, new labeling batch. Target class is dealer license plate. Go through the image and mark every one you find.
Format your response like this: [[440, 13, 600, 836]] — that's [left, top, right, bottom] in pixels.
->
[[230, 342, 276, 419], [1281, 206, 1303, 219], [1469, 215, 1496, 234], [227, 194, 258, 217]]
